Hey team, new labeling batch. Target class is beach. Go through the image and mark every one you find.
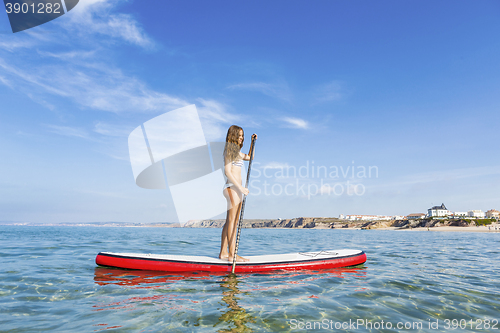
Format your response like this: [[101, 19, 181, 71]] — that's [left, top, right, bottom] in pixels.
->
[[412, 224, 500, 232]]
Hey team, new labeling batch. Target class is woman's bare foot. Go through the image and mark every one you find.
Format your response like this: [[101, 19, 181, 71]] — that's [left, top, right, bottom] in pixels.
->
[[228, 255, 249, 262], [219, 253, 229, 260]]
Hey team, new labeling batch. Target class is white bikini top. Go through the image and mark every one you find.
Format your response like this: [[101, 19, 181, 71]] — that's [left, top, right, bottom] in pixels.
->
[[231, 159, 244, 168], [223, 158, 244, 187]]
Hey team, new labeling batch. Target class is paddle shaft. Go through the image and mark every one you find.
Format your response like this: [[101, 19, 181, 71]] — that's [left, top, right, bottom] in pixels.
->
[[231, 136, 256, 273]]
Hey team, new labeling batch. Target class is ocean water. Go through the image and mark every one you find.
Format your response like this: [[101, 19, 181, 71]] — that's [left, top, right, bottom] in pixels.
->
[[1, 226, 499, 333]]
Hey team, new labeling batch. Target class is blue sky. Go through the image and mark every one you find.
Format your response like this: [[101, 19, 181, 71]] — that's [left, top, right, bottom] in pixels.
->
[[1, 0, 499, 223]]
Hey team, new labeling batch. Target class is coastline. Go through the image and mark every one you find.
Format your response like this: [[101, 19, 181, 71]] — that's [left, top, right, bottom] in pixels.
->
[[390, 224, 500, 233], [182, 217, 500, 233], [2, 219, 499, 233], [245, 225, 500, 233]]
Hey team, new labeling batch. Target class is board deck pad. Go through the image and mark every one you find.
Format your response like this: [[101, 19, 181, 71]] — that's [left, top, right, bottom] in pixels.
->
[[96, 249, 366, 273]]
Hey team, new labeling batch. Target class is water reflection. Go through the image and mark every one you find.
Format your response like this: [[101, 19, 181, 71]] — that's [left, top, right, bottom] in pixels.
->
[[93, 266, 366, 290], [93, 268, 256, 331], [93, 266, 366, 331], [93, 266, 366, 288], [215, 274, 255, 333], [94, 267, 214, 287]]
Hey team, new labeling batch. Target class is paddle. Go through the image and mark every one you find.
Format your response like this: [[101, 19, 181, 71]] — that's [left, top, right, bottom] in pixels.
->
[[231, 134, 257, 274]]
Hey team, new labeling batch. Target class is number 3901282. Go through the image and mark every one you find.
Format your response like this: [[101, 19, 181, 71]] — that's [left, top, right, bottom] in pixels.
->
[[5, 2, 62, 14]]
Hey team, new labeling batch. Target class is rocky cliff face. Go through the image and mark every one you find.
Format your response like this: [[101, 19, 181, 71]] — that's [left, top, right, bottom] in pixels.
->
[[183, 217, 481, 229], [184, 217, 475, 229], [183, 217, 354, 229], [183, 220, 225, 228]]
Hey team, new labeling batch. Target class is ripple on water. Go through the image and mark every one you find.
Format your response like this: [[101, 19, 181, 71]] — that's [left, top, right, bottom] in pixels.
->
[[1, 226, 500, 332]]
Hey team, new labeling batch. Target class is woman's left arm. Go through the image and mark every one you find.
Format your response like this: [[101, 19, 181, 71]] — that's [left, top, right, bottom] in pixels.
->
[[243, 134, 257, 161]]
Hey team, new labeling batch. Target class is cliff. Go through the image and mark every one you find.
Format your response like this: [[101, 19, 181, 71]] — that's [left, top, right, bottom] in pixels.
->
[[184, 217, 356, 229], [184, 217, 493, 229]]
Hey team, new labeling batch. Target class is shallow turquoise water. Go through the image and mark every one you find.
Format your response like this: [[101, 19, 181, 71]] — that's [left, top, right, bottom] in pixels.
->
[[1, 226, 499, 332]]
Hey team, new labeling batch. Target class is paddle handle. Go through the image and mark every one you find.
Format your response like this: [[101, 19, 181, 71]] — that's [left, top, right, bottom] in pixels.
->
[[231, 135, 257, 274]]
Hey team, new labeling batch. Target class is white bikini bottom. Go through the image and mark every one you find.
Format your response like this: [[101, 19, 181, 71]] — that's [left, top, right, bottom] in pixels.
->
[[223, 185, 242, 209]]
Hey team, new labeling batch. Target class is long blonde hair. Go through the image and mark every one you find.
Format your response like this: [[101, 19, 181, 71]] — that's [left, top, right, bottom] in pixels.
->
[[224, 125, 244, 163]]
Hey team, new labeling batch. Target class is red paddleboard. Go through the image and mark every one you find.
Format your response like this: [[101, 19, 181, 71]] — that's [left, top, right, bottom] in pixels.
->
[[95, 249, 366, 273]]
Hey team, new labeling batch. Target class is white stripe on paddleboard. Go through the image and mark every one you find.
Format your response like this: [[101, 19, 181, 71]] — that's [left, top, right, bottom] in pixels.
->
[[100, 249, 363, 265]]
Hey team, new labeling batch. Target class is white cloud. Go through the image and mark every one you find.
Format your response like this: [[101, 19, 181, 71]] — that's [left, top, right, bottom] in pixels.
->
[[0, 58, 68, 96], [106, 14, 153, 48], [0, 75, 12, 88], [196, 99, 241, 142], [0, 39, 37, 52], [37, 49, 97, 59], [46, 125, 90, 139], [93, 122, 134, 137], [63, 0, 154, 49], [0, 0, 182, 114], [0, 56, 188, 113], [0, 0, 243, 144], [319, 184, 332, 195], [281, 117, 309, 129], [227, 81, 292, 103], [0, 0, 153, 50]]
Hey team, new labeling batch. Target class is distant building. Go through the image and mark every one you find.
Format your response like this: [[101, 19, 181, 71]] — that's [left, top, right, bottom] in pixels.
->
[[407, 213, 425, 220], [392, 215, 406, 220], [468, 210, 485, 218], [427, 203, 451, 218], [485, 209, 499, 219], [340, 214, 392, 221], [453, 212, 467, 217]]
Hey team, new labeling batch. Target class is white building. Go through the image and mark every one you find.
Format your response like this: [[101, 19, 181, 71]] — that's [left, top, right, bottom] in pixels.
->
[[340, 214, 392, 221], [452, 212, 467, 218], [407, 213, 425, 220], [468, 210, 485, 218], [427, 203, 451, 217], [486, 209, 499, 219]]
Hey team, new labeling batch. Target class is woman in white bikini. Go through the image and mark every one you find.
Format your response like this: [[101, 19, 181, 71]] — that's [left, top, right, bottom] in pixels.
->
[[219, 125, 257, 262]]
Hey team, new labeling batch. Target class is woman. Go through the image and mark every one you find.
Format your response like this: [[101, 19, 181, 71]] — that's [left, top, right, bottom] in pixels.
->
[[219, 125, 257, 262]]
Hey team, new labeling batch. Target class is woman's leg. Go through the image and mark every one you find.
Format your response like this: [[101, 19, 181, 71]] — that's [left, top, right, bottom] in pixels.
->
[[228, 199, 243, 261], [219, 215, 230, 259], [220, 187, 248, 262], [219, 189, 233, 259], [226, 189, 249, 262]]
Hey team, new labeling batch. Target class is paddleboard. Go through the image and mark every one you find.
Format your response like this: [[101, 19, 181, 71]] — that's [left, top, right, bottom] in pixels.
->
[[95, 249, 366, 273]]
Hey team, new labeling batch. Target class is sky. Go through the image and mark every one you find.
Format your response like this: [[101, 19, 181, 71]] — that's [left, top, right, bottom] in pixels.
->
[[0, 0, 499, 223]]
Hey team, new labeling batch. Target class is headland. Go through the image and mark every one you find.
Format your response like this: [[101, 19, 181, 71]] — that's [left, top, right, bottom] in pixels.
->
[[184, 217, 500, 232], [3, 218, 499, 232]]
